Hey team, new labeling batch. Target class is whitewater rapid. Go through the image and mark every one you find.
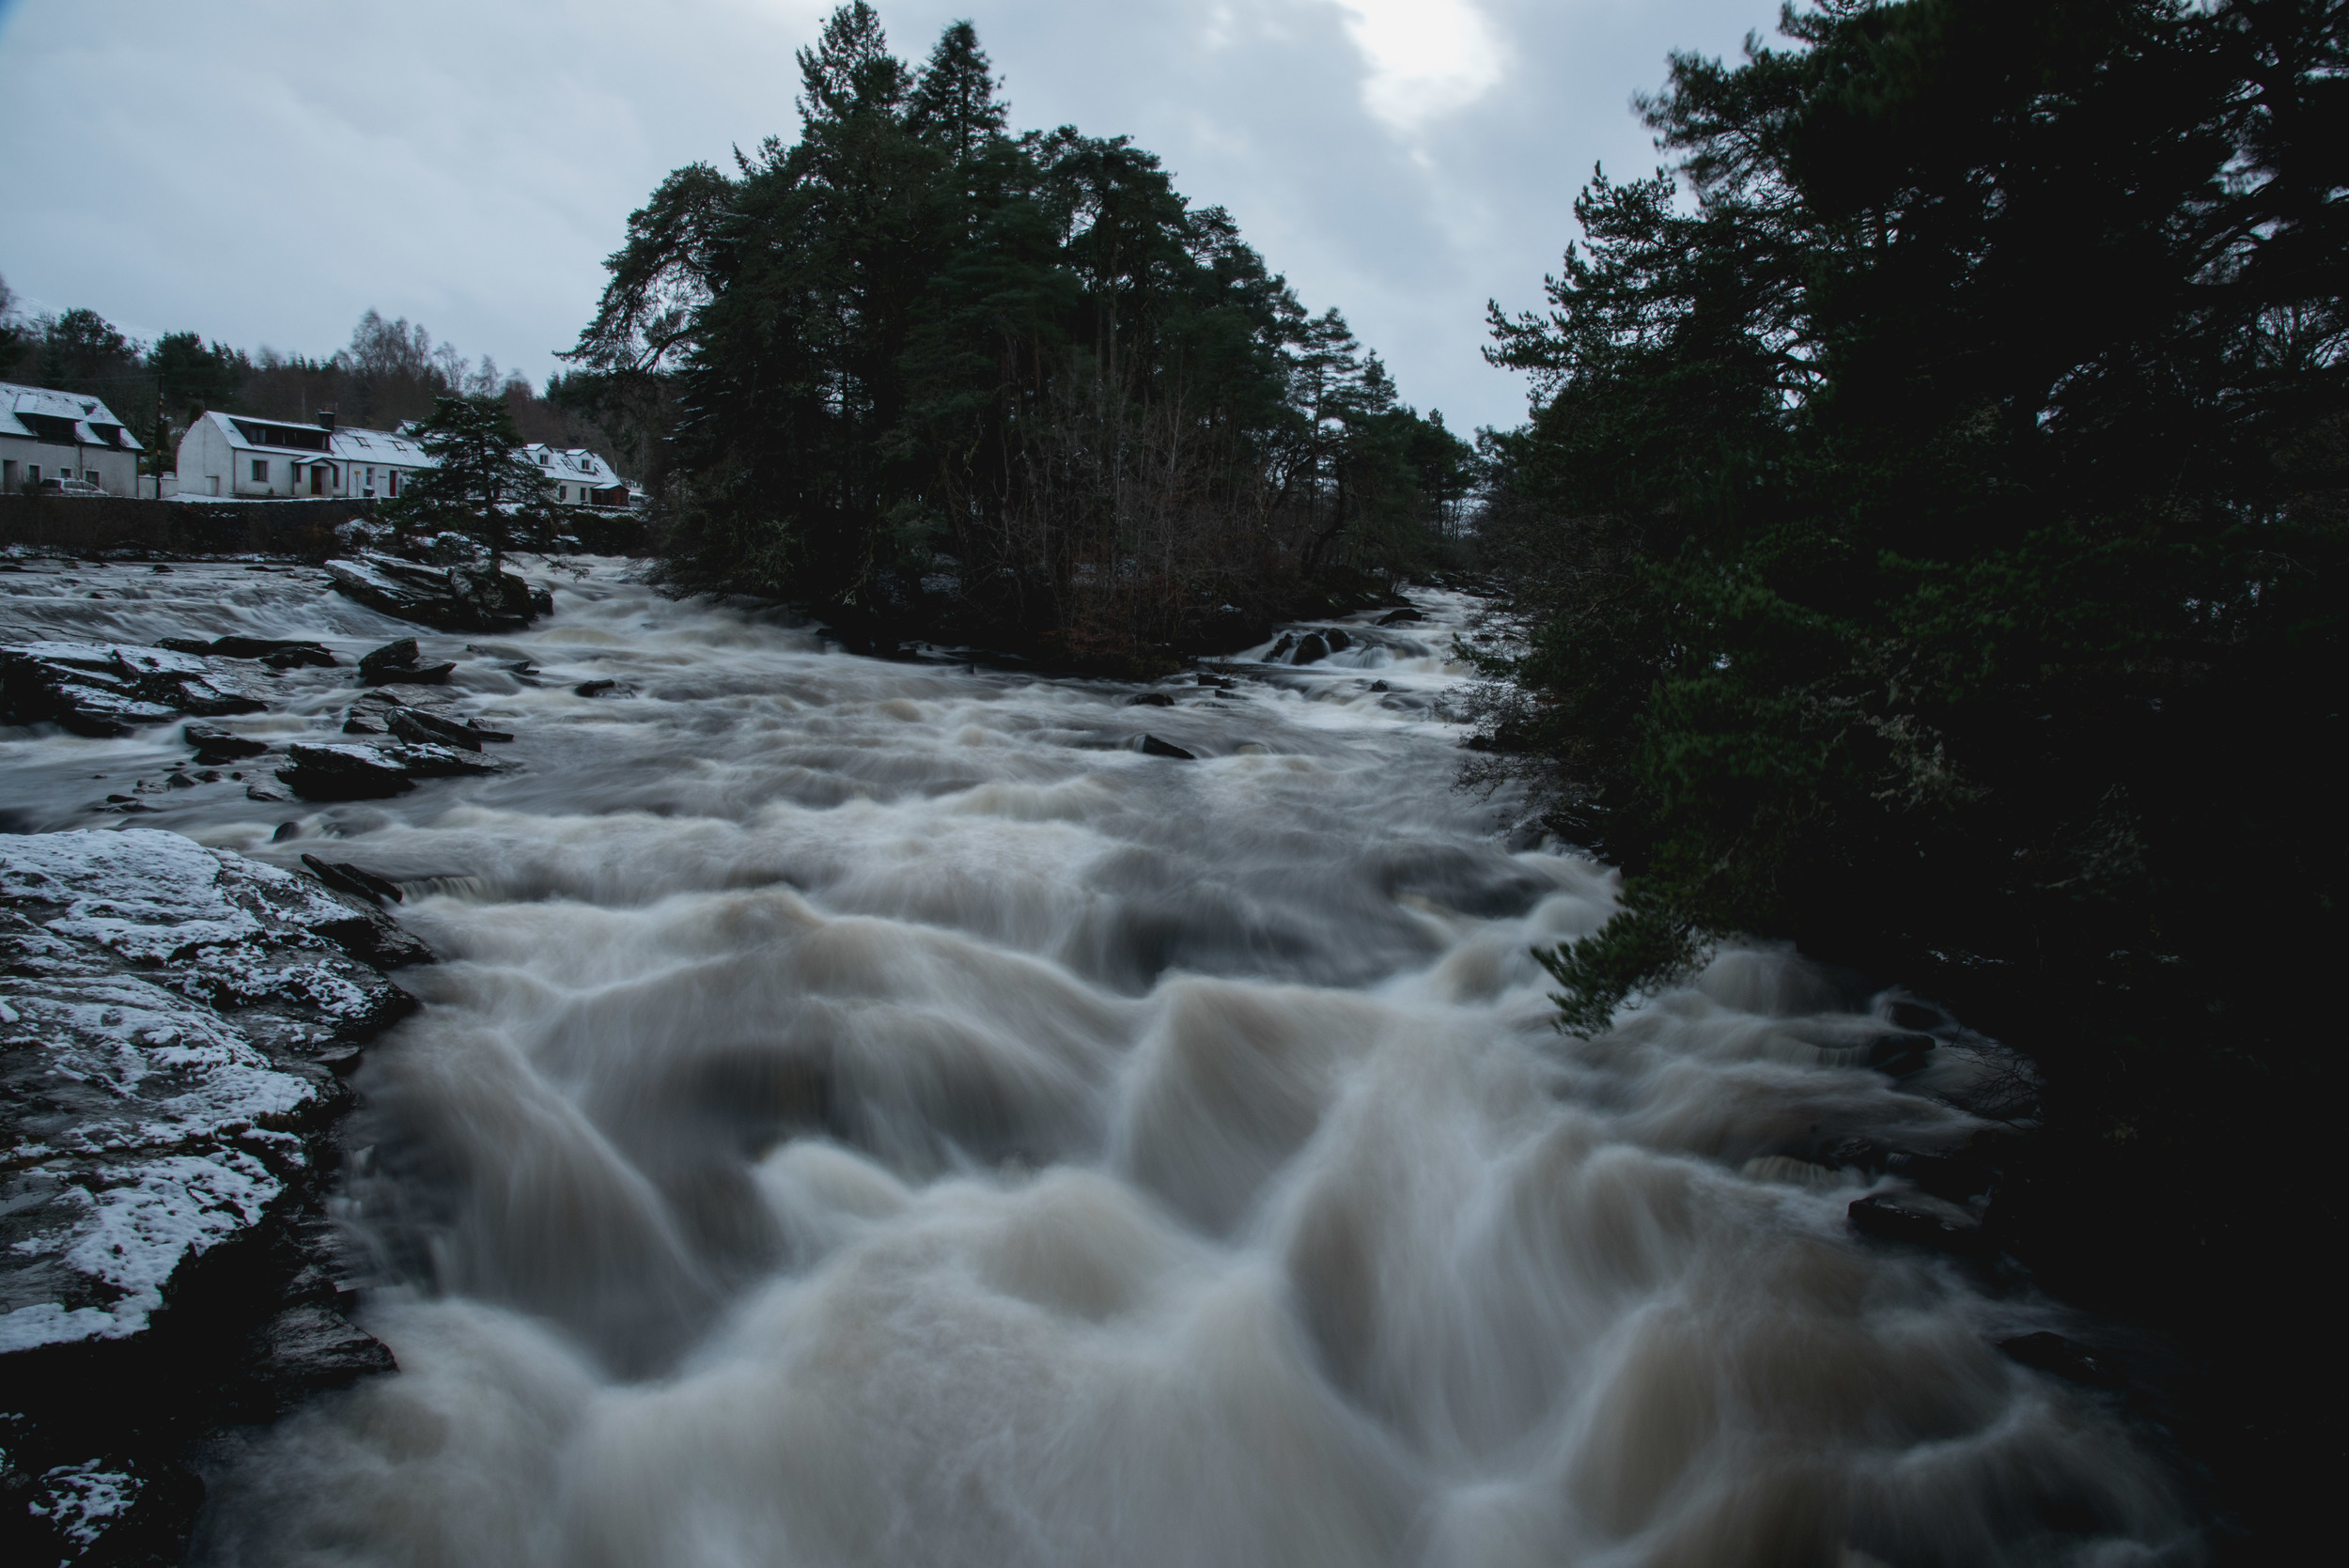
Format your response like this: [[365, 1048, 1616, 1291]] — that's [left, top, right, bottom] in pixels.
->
[[0, 557, 2189, 1566]]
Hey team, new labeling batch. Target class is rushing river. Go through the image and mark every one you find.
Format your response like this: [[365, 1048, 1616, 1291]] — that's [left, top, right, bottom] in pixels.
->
[[1, 556, 2189, 1566]]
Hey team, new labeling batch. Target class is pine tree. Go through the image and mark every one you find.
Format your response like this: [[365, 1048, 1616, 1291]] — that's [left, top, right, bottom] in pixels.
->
[[384, 394, 559, 567]]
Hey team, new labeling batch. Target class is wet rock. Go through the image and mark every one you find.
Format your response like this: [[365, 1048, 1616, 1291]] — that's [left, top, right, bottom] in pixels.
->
[[244, 784, 288, 803], [1132, 734, 1197, 760], [325, 551, 551, 633], [341, 709, 389, 737], [184, 722, 268, 763], [386, 706, 511, 750], [1325, 629, 1351, 652], [164, 772, 195, 789], [3, 642, 266, 737], [274, 744, 413, 800], [1848, 1194, 1984, 1254], [1291, 633, 1330, 665], [1126, 691, 1175, 707], [0, 831, 413, 1560], [1998, 1330, 2128, 1389], [276, 738, 502, 800], [300, 855, 404, 907], [251, 1301, 398, 1395], [1866, 1031, 1937, 1076], [1377, 607, 1423, 626], [160, 636, 337, 669], [1879, 1000, 1936, 1032], [1370, 679, 1391, 692], [1267, 633, 1297, 661], [574, 678, 628, 698], [356, 638, 456, 688]]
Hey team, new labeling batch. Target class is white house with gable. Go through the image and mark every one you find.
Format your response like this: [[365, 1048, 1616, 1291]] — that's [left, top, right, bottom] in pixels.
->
[[174, 414, 631, 507], [2, 380, 146, 496], [175, 411, 434, 501], [521, 443, 630, 507]]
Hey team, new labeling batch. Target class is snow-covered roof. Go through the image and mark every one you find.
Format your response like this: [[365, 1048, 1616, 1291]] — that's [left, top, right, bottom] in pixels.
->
[[0, 380, 144, 450], [521, 443, 621, 486], [201, 410, 431, 466], [328, 426, 431, 466]]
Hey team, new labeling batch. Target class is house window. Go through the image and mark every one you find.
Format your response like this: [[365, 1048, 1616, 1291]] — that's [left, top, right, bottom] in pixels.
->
[[251, 458, 269, 482], [28, 466, 42, 483], [84, 471, 100, 485], [557, 486, 568, 502]]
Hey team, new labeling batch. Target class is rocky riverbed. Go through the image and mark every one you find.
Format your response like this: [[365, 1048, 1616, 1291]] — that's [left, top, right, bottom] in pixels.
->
[[3, 547, 2196, 1567], [1, 546, 558, 1564]]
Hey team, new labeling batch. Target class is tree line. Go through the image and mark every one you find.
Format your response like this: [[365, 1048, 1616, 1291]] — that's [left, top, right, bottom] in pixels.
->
[[1470, 0, 2343, 1540], [0, 281, 619, 475], [568, 4, 1472, 665]]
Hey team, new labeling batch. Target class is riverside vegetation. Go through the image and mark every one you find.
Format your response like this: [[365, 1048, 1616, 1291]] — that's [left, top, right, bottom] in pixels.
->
[[1464, 0, 2346, 1543], [566, 5, 1476, 667]]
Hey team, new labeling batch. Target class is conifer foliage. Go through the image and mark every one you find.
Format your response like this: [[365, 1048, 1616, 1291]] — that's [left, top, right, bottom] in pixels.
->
[[382, 394, 560, 566], [1478, 0, 2345, 1526], [573, 4, 1467, 659]]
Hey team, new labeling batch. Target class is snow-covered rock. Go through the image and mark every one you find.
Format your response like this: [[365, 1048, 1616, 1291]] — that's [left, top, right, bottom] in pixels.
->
[[324, 551, 552, 632], [1, 641, 269, 737], [0, 830, 420, 1355]]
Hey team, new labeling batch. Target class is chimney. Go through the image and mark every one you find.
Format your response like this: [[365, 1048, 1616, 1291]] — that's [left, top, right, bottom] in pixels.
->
[[319, 410, 338, 432]]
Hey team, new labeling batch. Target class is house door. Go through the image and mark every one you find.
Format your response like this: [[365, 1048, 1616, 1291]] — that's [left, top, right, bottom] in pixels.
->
[[311, 465, 326, 495]]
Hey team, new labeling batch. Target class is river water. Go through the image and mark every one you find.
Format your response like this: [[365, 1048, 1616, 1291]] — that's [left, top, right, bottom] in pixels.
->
[[1, 557, 2190, 1566]]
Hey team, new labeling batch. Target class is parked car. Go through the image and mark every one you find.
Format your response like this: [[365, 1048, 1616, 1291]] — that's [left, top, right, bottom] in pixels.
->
[[34, 476, 106, 497]]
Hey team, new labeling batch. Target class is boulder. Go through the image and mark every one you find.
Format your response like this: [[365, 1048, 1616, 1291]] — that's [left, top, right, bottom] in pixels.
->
[[183, 722, 269, 763], [274, 744, 414, 800], [275, 740, 500, 801], [1326, 629, 1351, 652], [3, 641, 266, 737], [1377, 607, 1423, 626], [299, 855, 404, 907], [1291, 633, 1330, 665], [325, 551, 551, 633], [1848, 1194, 1984, 1254], [160, 636, 338, 669], [1126, 691, 1175, 708], [1132, 734, 1197, 760], [398, 705, 511, 747], [1267, 633, 1297, 660], [356, 637, 457, 688], [574, 678, 629, 698]]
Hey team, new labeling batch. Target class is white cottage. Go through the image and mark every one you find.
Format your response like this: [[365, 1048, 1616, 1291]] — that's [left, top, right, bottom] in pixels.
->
[[2, 381, 147, 496], [521, 443, 630, 507], [174, 410, 434, 501]]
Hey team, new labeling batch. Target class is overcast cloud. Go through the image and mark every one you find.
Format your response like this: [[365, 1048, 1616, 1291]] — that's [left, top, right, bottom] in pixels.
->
[[0, 0, 1767, 433]]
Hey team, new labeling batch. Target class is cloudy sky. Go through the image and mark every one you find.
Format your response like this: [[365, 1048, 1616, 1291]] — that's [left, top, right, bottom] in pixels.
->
[[0, 0, 1769, 433]]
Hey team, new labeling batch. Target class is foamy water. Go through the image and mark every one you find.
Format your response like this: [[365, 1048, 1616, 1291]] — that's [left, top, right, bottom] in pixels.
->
[[0, 557, 2190, 1566]]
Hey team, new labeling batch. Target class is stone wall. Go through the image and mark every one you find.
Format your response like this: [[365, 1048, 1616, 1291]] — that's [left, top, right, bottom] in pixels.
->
[[0, 496, 380, 561]]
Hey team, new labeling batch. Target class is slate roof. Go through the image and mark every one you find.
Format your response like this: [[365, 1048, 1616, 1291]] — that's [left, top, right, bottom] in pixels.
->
[[0, 380, 145, 451]]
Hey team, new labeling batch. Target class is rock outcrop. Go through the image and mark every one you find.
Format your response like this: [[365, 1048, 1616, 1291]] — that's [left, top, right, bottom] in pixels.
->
[[2, 643, 267, 737], [0, 830, 426, 1564], [324, 552, 552, 633], [275, 740, 501, 802]]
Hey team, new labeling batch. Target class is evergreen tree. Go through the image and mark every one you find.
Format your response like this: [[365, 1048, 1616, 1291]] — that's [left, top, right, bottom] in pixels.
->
[[574, 5, 1453, 660], [1476, 0, 2347, 1534], [384, 394, 560, 566]]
